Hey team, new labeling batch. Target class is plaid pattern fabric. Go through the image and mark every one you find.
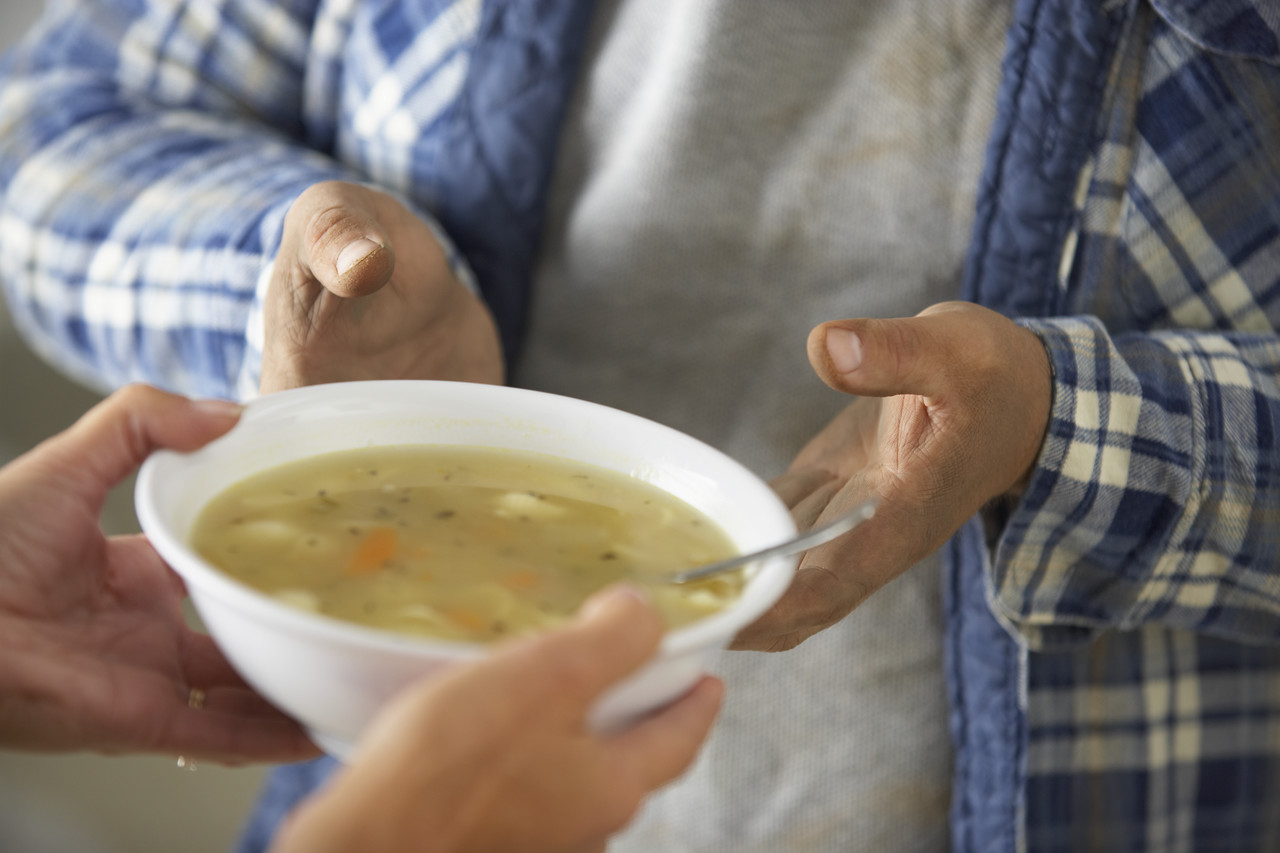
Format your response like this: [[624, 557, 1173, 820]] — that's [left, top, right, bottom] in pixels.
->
[[990, 4, 1280, 850], [0, 0, 476, 400]]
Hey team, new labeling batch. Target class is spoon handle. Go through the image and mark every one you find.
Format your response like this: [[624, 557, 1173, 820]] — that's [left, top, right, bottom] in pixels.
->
[[668, 497, 879, 584]]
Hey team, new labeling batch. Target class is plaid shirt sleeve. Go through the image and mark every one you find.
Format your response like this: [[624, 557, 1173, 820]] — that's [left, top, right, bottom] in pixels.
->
[[986, 4, 1280, 652], [991, 318, 1280, 649], [0, 0, 471, 400]]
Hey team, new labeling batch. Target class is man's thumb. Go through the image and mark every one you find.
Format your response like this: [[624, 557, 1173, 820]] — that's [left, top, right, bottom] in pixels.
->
[[806, 316, 949, 398], [288, 181, 395, 298]]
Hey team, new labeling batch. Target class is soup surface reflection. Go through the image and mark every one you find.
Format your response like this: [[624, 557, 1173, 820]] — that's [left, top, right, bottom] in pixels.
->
[[190, 445, 745, 642]]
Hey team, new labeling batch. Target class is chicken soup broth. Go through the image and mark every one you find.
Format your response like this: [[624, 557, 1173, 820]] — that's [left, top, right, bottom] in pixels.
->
[[190, 445, 745, 642]]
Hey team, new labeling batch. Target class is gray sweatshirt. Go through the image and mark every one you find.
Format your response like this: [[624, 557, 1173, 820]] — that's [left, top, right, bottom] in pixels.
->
[[517, 1, 1011, 849]]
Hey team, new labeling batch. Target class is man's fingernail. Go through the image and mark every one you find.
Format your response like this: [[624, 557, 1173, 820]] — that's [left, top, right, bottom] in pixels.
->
[[336, 239, 380, 276], [579, 584, 649, 622], [193, 398, 245, 419], [826, 328, 862, 373]]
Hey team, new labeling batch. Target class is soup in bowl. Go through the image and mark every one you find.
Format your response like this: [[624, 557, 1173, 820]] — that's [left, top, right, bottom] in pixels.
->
[[135, 380, 796, 758]]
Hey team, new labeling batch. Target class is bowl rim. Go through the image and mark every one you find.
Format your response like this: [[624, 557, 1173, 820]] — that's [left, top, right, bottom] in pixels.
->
[[135, 380, 797, 660]]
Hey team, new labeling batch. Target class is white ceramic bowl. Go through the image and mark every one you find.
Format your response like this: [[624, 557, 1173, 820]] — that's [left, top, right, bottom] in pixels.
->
[[135, 380, 796, 758]]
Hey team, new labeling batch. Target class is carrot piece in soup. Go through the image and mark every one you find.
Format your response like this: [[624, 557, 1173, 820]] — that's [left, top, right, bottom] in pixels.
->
[[500, 569, 542, 590], [448, 608, 486, 632], [347, 526, 398, 575]]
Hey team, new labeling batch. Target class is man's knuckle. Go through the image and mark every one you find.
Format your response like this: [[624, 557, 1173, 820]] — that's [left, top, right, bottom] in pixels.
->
[[876, 320, 921, 382], [302, 204, 356, 253]]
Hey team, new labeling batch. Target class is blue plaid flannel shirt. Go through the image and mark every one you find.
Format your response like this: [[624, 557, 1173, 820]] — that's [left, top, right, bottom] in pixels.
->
[[2, 0, 1279, 850], [968, 2, 1280, 850]]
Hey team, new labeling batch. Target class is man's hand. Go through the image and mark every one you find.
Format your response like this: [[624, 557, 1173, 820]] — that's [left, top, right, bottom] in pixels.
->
[[0, 385, 319, 762], [734, 301, 1053, 652], [260, 181, 504, 393], [272, 587, 724, 853]]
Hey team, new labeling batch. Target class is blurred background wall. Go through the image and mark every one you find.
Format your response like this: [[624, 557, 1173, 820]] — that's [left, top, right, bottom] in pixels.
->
[[0, 3, 273, 851]]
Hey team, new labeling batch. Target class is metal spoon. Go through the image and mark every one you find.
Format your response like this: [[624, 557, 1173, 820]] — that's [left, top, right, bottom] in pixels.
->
[[667, 497, 879, 584]]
